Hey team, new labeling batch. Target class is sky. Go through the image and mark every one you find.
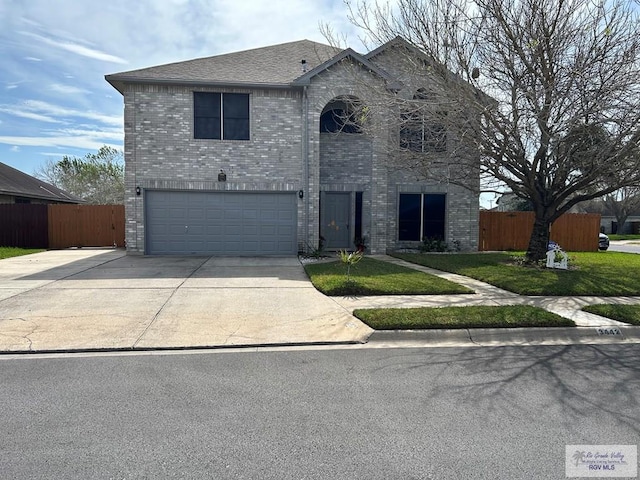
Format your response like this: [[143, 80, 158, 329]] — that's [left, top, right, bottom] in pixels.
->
[[0, 0, 364, 176]]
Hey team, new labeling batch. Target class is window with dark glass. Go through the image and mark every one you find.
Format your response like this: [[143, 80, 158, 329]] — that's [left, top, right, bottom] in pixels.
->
[[398, 193, 445, 241], [320, 98, 362, 134], [400, 113, 447, 153], [194, 92, 249, 140], [399, 88, 447, 152]]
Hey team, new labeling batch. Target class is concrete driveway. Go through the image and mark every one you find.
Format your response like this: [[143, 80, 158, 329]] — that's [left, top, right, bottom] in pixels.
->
[[0, 249, 373, 352]]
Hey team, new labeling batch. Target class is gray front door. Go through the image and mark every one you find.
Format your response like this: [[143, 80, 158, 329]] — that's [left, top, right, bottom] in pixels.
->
[[145, 190, 297, 255], [321, 192, 351, 250]]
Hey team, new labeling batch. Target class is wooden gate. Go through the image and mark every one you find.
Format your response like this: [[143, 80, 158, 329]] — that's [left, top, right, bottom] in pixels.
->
[[48, 205, 125, 248]]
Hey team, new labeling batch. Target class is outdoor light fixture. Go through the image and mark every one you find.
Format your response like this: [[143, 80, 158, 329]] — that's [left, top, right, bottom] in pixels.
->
[[135, 186, 141, 196], [218, 169, 227, 182], [298, 189, 304, 199]]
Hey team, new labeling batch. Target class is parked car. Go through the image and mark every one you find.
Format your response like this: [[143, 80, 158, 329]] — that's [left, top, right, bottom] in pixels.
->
[[599, 233, 610, 251]]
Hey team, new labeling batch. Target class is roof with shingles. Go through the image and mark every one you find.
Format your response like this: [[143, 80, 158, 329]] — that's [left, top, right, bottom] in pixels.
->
[[0, 162, 82, 203], [106, 40, 342, 92]]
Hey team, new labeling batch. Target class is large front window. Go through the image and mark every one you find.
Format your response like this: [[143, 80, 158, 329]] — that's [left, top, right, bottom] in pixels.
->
[[398, 193, 446, 241], [194, 92, 249, 140]]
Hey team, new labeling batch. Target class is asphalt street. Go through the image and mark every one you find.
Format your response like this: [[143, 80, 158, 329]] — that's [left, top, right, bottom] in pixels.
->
[[1, 345, 638, 479]]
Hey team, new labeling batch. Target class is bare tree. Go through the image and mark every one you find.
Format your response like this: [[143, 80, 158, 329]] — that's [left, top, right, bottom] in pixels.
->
[[331, 0, 640, 261]]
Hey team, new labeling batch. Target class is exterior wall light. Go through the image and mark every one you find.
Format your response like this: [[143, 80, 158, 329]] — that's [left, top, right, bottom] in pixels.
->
[[135, 186, 141, 196], [298, 190, 304, 199], [218, 170, 227, 182]]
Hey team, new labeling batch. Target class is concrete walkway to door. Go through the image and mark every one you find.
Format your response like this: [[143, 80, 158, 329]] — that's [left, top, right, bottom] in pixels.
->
[[0, 249, 373, 352]]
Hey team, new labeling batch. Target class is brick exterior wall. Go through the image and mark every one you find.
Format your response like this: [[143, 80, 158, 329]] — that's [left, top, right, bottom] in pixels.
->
[[119, 54, 479, 254], [122, 84, 307, 253]]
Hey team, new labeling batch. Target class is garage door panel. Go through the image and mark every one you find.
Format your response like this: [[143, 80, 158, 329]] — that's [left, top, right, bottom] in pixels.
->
[[205, 210, 224, 221], [146, 191, 297, 255]]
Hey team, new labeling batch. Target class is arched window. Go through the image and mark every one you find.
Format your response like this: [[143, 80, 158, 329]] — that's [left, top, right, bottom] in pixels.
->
[[320, 97, 363, 134]]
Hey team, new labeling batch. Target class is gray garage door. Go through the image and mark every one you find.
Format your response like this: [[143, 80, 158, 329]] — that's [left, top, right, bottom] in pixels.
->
[[145, 190, 297, 255]]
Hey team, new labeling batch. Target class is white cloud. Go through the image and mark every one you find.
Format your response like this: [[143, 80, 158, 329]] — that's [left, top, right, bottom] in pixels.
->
[[61, 128, 123, 141], [49, 84, 91, 95], [24, 56, 42, 61], [0, 135, 120, 151], [39, 151, 78, 157], [55, 41, 128, 64], [10, 145, 20, 152], [8, 100, 122, 127], [19, 31, 128, 64], [0, 106, 60, 123]]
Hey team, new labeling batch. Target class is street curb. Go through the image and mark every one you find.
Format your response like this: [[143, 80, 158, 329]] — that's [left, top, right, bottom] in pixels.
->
[[0, 340, 366, 356], [1, 326, 639, 356], [367, 326, 640, 347]]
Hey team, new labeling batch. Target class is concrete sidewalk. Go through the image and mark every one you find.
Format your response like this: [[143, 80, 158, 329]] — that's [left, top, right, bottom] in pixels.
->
[[0, 250, 638, 354]]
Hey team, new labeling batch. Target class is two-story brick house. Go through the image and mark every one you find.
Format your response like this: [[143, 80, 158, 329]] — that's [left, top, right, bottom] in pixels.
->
[[105, 37, 479, 255]]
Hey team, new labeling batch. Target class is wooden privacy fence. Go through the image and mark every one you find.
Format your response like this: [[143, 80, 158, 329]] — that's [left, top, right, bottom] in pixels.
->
[[0, 204, 49, 249], [479, 211, 601, 251], [0, 204, 125, 249]]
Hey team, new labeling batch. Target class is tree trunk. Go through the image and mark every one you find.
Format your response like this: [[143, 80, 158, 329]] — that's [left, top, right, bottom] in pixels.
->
[[526, 215, 552, 262], [615, 214, 628, 235]]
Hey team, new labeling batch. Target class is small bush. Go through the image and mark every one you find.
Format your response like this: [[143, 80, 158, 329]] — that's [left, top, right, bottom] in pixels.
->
[[419, 237, 461, 253]]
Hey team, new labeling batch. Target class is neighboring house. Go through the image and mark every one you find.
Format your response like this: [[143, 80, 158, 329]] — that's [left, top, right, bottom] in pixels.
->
[[602, 214, 640, 234], [105, 37, 479, 256], [573, 201, 640, 234], [495, 192, 532, 212], [0, 162, 81, 204]]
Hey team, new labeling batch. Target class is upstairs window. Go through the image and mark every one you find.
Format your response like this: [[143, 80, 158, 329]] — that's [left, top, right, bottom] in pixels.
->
[[400, 114, 447, 152], [399, 89, 447, 152], [194, 92, 249, 140], [320, 97, 363, 134]]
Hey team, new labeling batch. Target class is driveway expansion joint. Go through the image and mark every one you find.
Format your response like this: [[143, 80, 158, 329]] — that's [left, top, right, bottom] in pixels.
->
[[131, 255, 211, 349]]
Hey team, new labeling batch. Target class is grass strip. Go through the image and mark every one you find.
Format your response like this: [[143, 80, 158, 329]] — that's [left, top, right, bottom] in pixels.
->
[[582, 304, 640, 325], [608, 234, 640, 241], [0, 247, 45, 260], [354, 305, 575, 330]]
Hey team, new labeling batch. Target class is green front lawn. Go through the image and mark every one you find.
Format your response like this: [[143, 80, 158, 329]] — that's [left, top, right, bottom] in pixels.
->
[[391, 251, 640, 296], [354, 305, 574, 329], [303, 257, 473, 296], [582, 304, 640, 325], [0, 247, 45, 260]]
